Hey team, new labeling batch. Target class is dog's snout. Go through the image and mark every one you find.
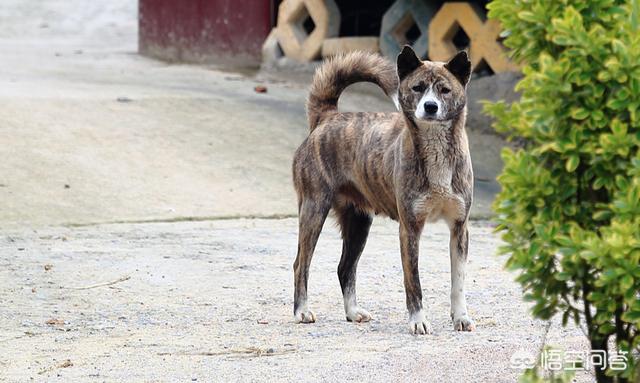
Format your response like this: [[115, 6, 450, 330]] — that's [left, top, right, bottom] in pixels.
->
[[424, 102, 438, 115]]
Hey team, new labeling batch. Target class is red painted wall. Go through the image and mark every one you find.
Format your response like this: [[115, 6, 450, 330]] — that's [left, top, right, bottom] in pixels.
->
[[139, 0, 275, 66]]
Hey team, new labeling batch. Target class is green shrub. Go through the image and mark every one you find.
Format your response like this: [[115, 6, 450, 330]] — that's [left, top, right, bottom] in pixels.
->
[[485, 0, 640, 381]]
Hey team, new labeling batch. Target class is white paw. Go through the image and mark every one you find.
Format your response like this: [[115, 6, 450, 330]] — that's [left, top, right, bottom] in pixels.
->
[[408, 310, 432, 335], [346, 307, 372, 323], [452, 314, 475, 331], [294, 309, 316, 324]]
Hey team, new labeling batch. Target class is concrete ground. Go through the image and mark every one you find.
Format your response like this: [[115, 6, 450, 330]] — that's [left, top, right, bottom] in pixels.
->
[[0, 1, 592, 382], [0, 219, 592, 382]]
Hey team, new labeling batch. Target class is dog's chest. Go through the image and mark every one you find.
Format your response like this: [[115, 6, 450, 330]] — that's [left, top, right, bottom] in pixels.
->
[[412, 137, 466, 223], [413, 186, 466, 223]]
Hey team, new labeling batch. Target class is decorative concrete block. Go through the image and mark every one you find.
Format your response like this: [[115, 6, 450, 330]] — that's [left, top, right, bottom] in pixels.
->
[[379, 0, 438, 59], [262, 28, 284, 64], [428, 2, 518, 73], [321, 37, 379, 57], [276, 0, 340, 62]]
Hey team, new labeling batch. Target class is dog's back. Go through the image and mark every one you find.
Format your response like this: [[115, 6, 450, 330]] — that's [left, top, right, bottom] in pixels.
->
[[294, 52, 404, 216], [294, 111, 403, 217]]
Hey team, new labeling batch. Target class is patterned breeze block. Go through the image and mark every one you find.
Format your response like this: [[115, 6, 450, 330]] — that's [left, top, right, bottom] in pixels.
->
[[428, 2, 519, 72], [276, 0, 341, 62], [262, 28, 284, 63], [321, 37, 379, 57], [379, 0, 438, 59]]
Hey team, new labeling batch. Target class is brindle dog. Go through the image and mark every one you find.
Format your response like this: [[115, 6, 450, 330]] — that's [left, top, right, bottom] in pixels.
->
[[292, 45, 475, 334]]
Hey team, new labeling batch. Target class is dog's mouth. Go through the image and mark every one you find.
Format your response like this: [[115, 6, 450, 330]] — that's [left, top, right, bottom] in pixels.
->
[[414, 114, 451, 124], [418, 115, 443, 121]]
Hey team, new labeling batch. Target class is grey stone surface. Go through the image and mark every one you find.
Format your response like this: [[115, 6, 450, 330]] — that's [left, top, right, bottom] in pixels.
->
[[467, 71, 522, 136]]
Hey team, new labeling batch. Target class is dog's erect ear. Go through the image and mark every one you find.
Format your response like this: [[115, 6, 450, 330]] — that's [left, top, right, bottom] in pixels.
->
[[397, 45, 422, 80], [444, 51, 472, 86]]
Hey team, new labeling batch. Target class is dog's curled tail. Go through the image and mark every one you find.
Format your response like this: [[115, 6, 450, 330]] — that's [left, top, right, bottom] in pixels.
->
[[306, 51, 398, 131]]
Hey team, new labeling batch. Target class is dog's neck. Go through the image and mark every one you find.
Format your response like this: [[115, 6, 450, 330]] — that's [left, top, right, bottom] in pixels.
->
[[402, 113, 466, 187], [405, 115, 460, 152]]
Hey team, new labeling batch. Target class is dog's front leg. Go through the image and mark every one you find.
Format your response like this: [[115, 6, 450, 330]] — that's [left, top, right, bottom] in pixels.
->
[[399, 220, 431, 335], [449, 219, 475, 331]]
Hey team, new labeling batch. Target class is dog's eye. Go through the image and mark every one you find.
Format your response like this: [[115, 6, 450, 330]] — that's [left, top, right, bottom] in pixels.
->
[[441, 87, 451, 94], [411, 84, 425, 93]]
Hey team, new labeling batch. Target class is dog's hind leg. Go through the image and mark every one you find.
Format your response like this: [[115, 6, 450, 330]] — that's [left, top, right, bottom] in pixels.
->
[[449, 219, 475, 331], [293, 198, 330, 323], [336, 204, 373, 323]]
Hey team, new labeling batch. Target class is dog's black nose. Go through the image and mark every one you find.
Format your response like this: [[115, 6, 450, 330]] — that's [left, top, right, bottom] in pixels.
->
[[424, 102, 438, 115]]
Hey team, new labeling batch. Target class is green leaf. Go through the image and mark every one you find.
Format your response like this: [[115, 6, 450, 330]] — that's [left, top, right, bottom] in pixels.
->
[[607, 97, 627, 110], [517, 11, 538, 23], [570, 107, 590, 120], [633, 0, 640, 31], [611, 39, 628, 57], [610, 119, 628, 136], [622, 310, 640, 322], [562, 310, 570, 326], [579, 250, 597, 260], [620, 275, 633, 290], [597, 71, 611, 82], [592, 210, 613, 221], [566, 155, 580, 172]]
